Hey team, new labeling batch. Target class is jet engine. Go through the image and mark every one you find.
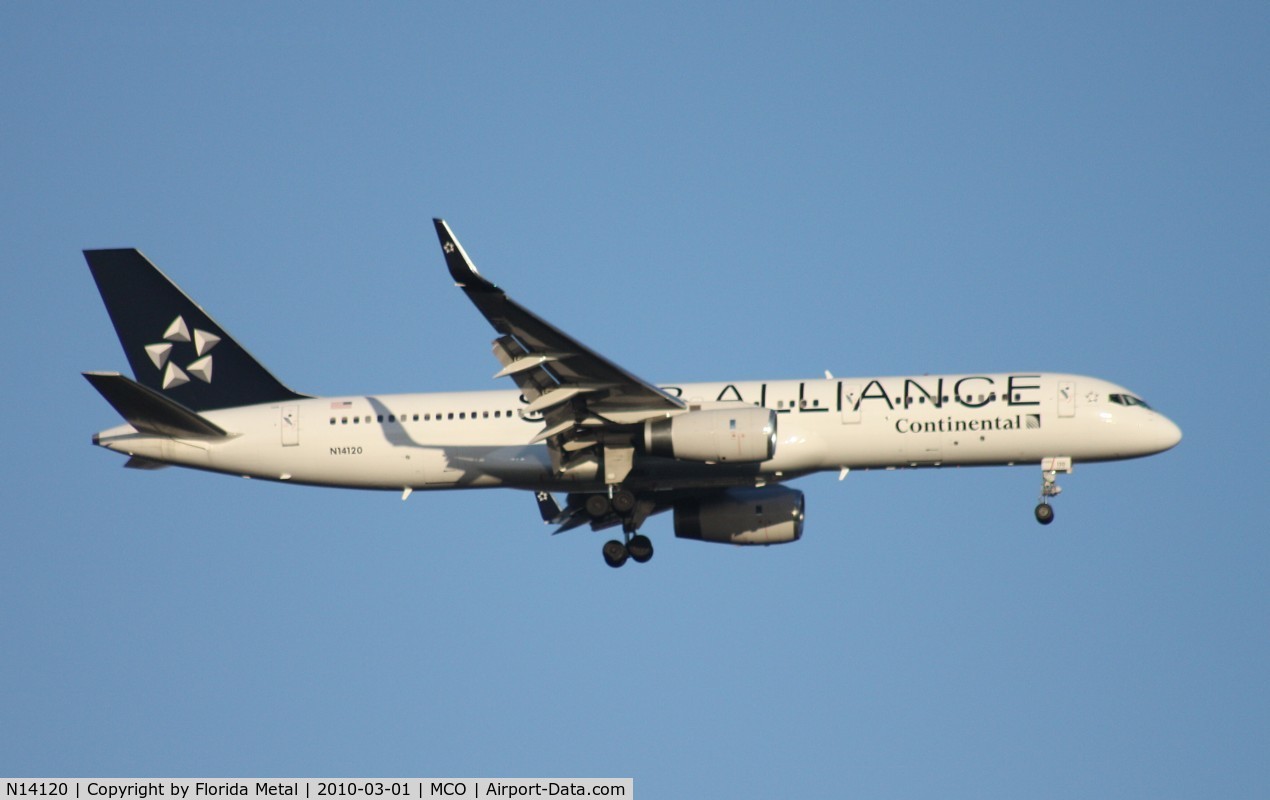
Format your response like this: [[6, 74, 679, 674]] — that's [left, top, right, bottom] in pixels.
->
[[673, 486, 805, 545], [643, 407, 777, 463]]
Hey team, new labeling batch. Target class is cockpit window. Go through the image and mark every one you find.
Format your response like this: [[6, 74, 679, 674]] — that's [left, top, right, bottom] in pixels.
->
[[1109, 393, 1152, 409]]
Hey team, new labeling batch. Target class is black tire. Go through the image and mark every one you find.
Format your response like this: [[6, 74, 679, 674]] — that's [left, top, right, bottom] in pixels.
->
[[602, 539, 629, 568], [1035, 503, 1055, 525], [628, 534, 654, 563], [586, 494, 611, 518], [611, 489, 637, 516]]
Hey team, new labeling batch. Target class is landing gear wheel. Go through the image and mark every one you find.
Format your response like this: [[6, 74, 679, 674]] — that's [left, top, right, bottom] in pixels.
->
[[611, 489, 637, 516], [1035, 458, 1069, 527], [586, 494, 612, 518], [627, 534, 654, 563], [602, 539, 629, 568]]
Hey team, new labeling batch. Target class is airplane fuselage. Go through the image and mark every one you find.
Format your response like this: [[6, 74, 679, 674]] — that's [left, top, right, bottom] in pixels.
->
[[83, 227, 1185, 562], [93, 372, 1182, 493]]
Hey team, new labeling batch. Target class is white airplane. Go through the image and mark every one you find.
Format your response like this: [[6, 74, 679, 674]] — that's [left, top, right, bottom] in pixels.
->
[[84, 219, 1182, 567]]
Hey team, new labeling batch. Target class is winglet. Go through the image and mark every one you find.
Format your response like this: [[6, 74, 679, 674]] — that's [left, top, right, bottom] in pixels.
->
[[432, 219, 499, 293], [535, 489, 563, 524]]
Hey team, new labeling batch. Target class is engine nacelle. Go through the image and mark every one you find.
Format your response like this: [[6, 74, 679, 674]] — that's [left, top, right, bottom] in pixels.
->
[[643, 407, 777, 463], [674, 486, 805, 545]]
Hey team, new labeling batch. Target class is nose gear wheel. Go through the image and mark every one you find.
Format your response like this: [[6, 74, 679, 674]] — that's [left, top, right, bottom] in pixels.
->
[[1035, 457, 1071, 525]]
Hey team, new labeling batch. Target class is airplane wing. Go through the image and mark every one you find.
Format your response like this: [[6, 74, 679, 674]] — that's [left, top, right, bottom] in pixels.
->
[[433, 218, 685, 477]]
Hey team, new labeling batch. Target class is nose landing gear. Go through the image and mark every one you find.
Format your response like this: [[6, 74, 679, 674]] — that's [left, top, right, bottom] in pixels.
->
[[1035, 457, 1072, 525]]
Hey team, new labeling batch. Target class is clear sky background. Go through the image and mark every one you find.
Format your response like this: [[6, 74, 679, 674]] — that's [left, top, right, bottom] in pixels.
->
[[3, 3, 1267, 796]]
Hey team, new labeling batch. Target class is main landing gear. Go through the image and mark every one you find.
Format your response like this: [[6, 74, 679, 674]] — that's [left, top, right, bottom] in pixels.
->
[[593, 487, 654, 568], [603, 534, 653, 568], [1035, 457, 1072, 525]]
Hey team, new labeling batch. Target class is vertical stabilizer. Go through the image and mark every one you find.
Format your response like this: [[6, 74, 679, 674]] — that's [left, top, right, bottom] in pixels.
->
[[84, 249, 306, 411]]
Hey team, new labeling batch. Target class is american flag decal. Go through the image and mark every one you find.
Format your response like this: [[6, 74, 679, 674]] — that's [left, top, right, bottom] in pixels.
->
[[330, 400, 352, 409]]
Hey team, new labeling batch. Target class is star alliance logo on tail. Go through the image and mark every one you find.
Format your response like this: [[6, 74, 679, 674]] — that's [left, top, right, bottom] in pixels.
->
[[144, 315, 221, 389]]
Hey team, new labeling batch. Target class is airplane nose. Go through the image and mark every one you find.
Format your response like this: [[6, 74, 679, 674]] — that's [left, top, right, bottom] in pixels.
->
[[1155, 415, 1182, 452]]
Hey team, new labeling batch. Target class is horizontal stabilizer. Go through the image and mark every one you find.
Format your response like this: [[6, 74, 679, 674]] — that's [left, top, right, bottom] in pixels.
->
[[84, 371, 228, 438], [124, 456, 171, 470]]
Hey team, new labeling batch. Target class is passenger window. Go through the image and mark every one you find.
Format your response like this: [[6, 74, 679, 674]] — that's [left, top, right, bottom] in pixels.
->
[[341, 417, 347, 425], [413, 414, 419, 422], [447, 413, 454, 420], [329, 417, 335, 425]]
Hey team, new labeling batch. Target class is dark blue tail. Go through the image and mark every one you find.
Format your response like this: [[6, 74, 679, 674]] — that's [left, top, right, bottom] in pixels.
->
[[85, 249, 307, 411]]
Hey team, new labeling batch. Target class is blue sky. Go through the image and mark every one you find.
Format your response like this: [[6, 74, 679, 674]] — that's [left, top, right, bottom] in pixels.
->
[[2, 2, 1267, 796]]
